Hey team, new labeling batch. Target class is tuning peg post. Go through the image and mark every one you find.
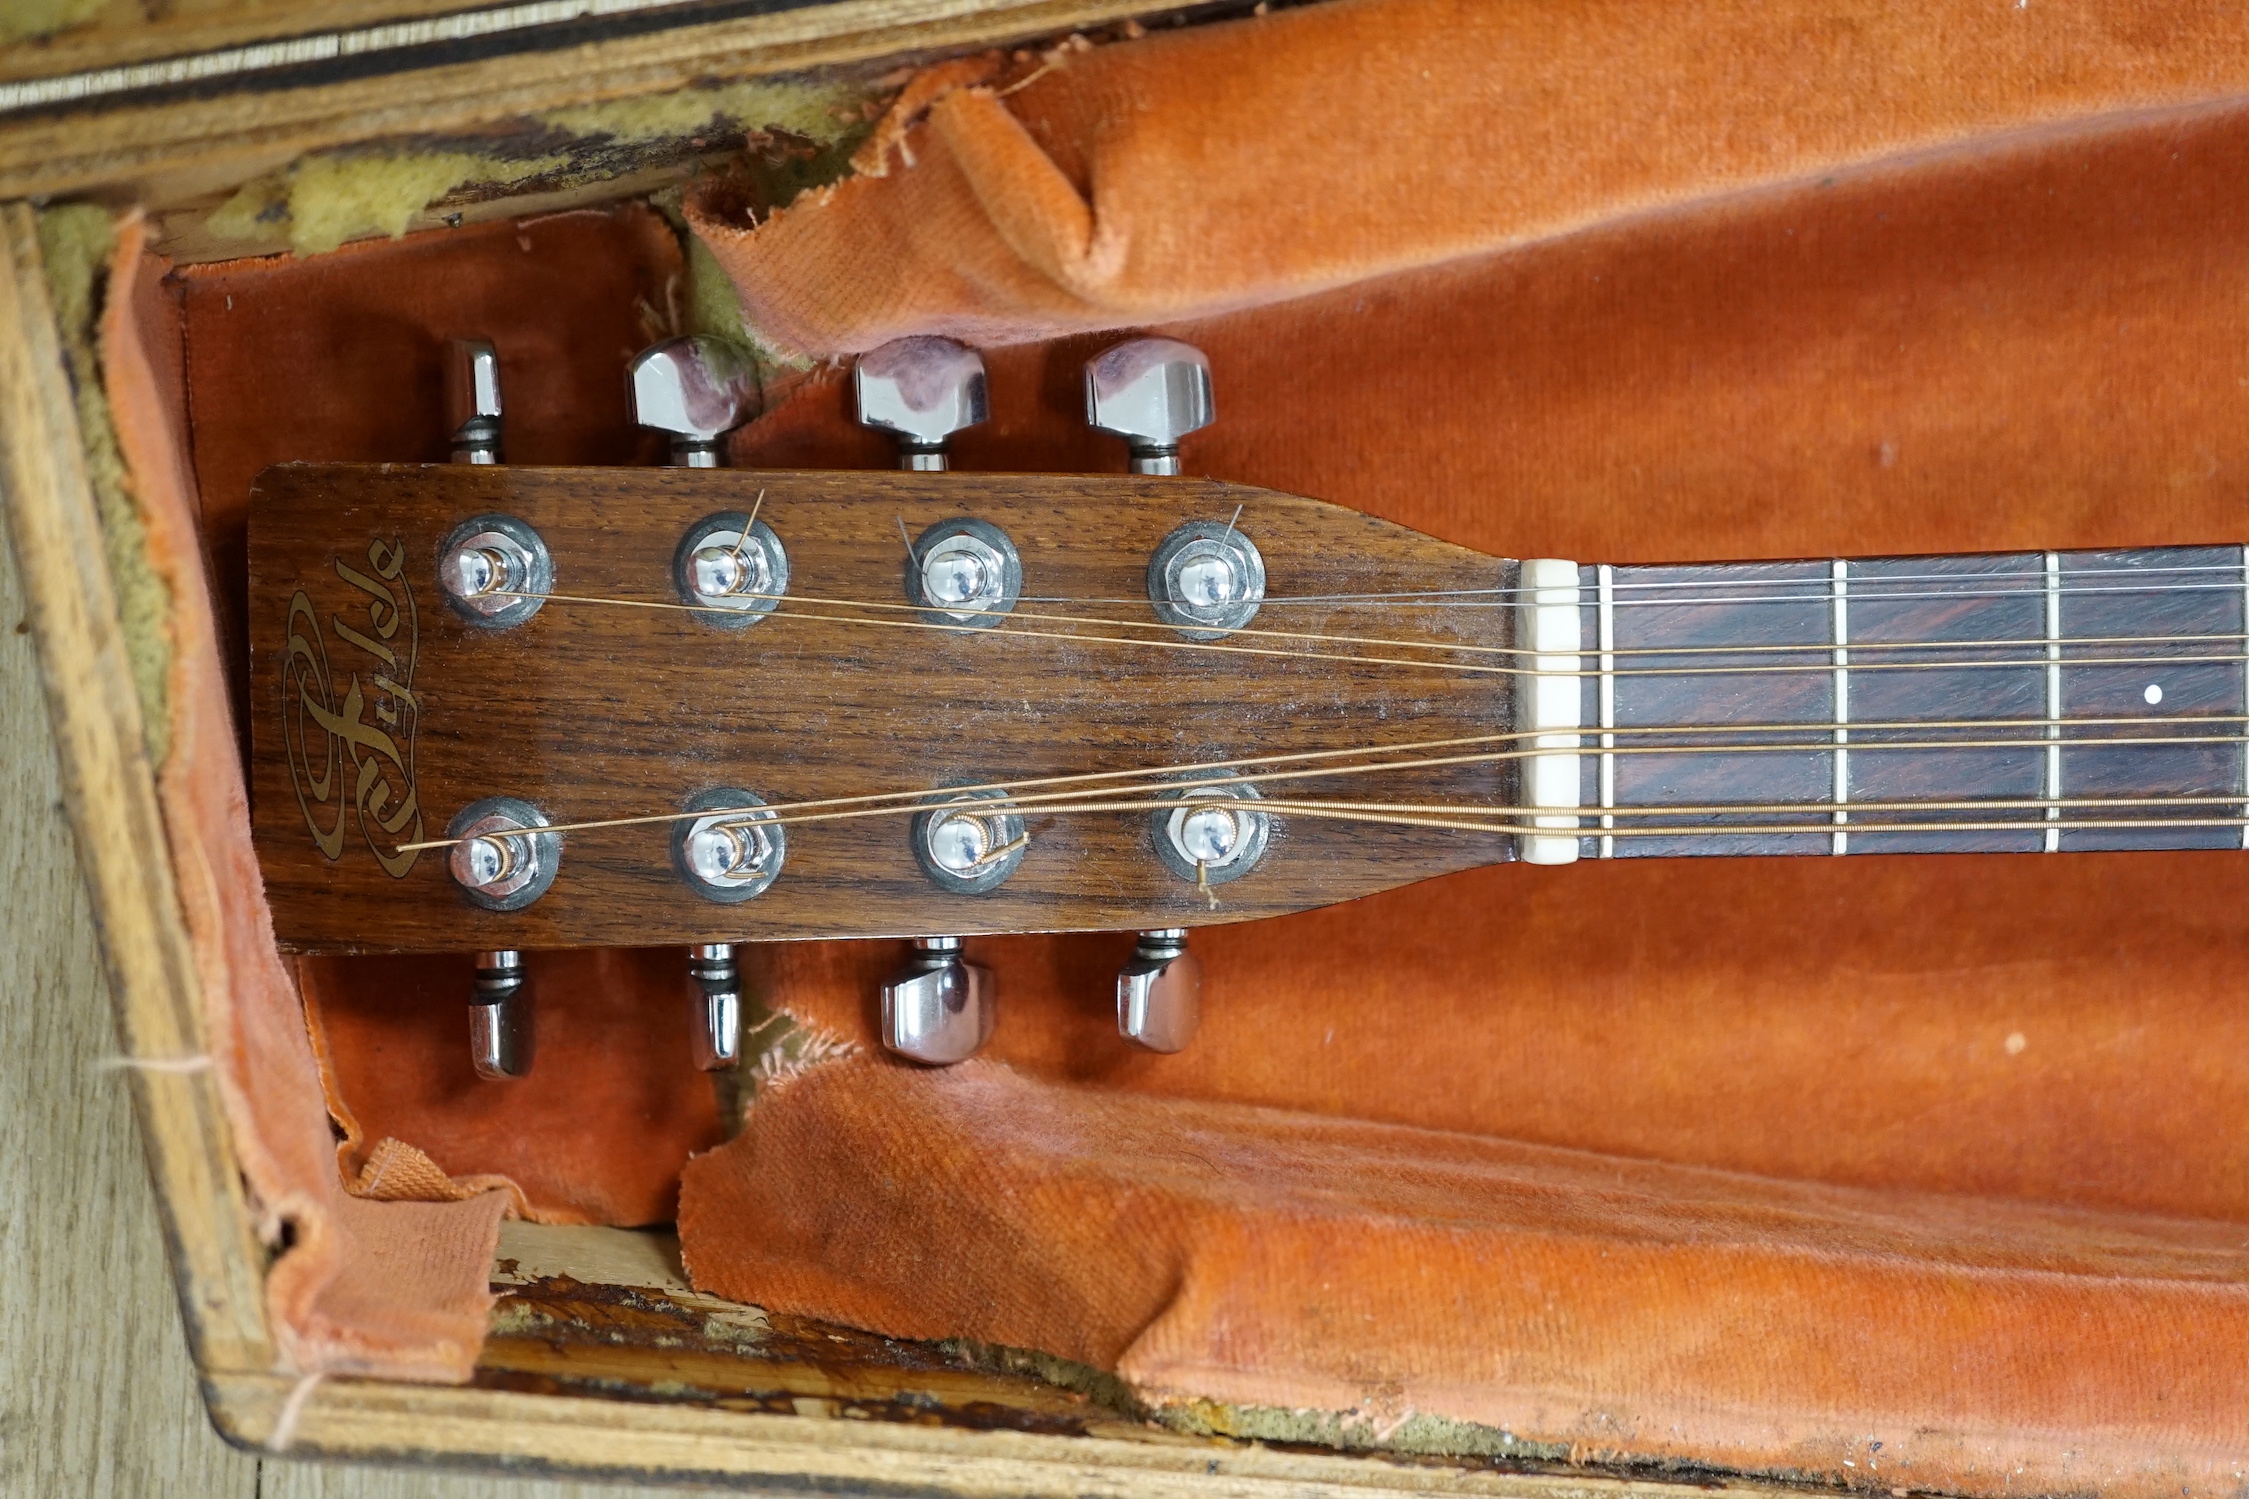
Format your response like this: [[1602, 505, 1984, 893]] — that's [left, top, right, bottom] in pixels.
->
[[856, 339, 997, 1051], [632, 339, 767, 1070], [446, 338, 502, 465], [447, 345, 524, 1078], [687, 944, 743, 1071]]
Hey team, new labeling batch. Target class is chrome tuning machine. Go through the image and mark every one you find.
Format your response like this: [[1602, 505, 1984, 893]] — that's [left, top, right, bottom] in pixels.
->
[[629, 336, 760, 467], [1084, 338, 1260, 636], [669, 790, 776, 1074], [446, 338, 503, 465], [855, 340, 1016, 624], [687, 944, 744, 1072], [1118, 928, 1200, 1053], [435, 337, 553, 632], [627, 340, 774, 1071], [855, 341, 1005, 1061], [441, 338, 537, 1080], [1086, 336, 1214, 476], [856, 336, 988, 471], [880, 937, 994, 1066]]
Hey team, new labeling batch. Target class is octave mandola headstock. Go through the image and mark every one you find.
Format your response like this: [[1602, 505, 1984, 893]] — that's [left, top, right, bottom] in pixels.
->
[[249, 463, 1523, 955]]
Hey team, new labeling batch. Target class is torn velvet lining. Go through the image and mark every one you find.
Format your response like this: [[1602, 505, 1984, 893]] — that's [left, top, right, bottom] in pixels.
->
[[686, 1057, 2249, 1497], [689, 0, 2249, 357], [104, 218, 508, 1380]]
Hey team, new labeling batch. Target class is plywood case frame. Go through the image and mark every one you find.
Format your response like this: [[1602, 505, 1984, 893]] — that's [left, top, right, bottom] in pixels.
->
[[0, 203, 276, 1378], [0, 0, 1209, 212]]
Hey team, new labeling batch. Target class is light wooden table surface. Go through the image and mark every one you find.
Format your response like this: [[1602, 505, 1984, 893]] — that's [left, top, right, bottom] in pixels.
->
[[0, 508, 727, 1496]]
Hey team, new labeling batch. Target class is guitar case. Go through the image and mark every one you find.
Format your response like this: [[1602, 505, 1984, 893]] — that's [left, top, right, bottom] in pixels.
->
[[97, 0, 2249, 1485]]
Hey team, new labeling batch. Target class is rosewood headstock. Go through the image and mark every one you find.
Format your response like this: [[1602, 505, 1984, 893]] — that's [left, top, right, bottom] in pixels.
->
[[250, 463, 1522, 955]]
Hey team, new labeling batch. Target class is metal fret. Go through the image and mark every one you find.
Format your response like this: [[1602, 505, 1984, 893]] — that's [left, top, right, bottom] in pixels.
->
[[2241, 544, 2248, 854], [1830, 559, 1849, 856], [2043, 552, 2062, 853], [1598, 563, 1617, 859]]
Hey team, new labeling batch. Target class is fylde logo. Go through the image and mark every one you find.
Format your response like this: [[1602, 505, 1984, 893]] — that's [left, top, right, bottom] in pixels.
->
[[280, 537, 423, 876]]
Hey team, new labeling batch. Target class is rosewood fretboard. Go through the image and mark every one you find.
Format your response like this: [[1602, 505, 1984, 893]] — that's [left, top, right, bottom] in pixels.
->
[[1549, 546, 2249, 858]]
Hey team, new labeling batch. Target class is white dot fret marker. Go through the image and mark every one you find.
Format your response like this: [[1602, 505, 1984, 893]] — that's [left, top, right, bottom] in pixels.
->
[[2144, 683, 2163, 705]]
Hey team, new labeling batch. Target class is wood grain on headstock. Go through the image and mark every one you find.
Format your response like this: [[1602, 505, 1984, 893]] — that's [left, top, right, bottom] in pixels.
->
[[249, 464, 1519, 953]]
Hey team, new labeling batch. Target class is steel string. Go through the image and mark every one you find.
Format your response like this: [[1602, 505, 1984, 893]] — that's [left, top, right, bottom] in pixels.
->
[[390, 556, 2249, 853], [394, 718, 2249, 851], [494, 587, 2249, 683]]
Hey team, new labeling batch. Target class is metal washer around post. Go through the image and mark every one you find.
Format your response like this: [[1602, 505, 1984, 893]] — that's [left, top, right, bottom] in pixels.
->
[[438, 513, 552, 629], [1150, 771, 1270, 886], [913, 785, 1027, 895], [672, 786, 786, 903], [446, 796, 561, 912], [904, 517, 1022, 628], [672, 511, 790, 630], [1147, 519, 1265, 639]]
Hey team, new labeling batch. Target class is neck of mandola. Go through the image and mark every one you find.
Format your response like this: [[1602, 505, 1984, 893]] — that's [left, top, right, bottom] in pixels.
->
[[1513, 545, 2249, 863]]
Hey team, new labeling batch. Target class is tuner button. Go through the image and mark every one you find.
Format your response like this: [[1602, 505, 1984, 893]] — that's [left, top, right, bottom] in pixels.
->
[[905, 518, 1021, 627], [446, 338, 503, 465], [630, 336, 760, 468], [1147, 519, 1265, 638], [855, 337, 989, 471], [447, 797, 560, 911], [687, 943, 743, 1071], [912, 787, 1027, 894], [470, 949, 531, 1080], [881, 937, 994, 1066], [1151, 773, 1270, 887], [1085, 337, 1215, 476], [673, 788, 785, 902], [438, 513, 551, 628], [1118, 928, 1200, 1053]]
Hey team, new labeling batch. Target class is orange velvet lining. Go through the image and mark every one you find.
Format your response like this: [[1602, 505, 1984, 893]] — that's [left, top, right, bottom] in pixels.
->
[[687, 1056, 2249, 1496], [106, 220, 508, 1379], [691, 0, 2249, 356], [302, 951, 726, 1226]]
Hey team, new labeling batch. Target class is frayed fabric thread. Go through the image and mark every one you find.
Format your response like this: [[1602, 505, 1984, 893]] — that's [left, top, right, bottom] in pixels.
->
[[267, 1371, 325, 1452], [95, 1053, 214, 1074]]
